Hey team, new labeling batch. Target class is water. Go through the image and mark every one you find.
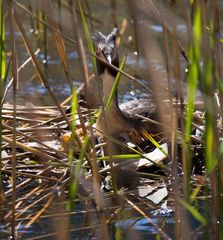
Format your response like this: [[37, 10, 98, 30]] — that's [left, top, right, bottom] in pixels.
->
[[5, 0, 175, 106], [1, 173, 215, 239]]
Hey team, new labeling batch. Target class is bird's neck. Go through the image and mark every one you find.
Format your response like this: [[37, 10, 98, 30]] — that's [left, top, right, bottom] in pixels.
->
[[103, 69, 120, 114]]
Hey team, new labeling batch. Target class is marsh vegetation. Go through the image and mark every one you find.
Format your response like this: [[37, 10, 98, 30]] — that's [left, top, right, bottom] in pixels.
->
[[0, 0, 223, 239]]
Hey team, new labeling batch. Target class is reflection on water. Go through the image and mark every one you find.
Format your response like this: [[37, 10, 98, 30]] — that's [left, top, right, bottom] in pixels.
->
[[1, 174, 216, 240], [115, 216, 174, 239], [1, 175, 213, 240]]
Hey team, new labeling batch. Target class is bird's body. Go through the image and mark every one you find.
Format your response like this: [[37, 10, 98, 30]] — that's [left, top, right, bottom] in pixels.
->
[[91, 28, 167, 190], [93, 28, 161, 150]]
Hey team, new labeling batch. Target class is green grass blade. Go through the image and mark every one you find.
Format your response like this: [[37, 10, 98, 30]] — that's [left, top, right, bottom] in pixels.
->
[[205, 95, 216, 172], [0, 0, 6, 210], [71, 88, 78, 131], [185, 4, 201, 144], [68, 88, 88, 210], [69, 136, 90, 210], [183, 3, 201, 198], [143, 131, 168, 157], [204, 20, 217, 172], [77, 0, 96, 68], [68, 89, 78, 164], [178, 198, 207, 225], [105, 55, 126, 113], [190, 183, 202, 201], [98, 153, 141, 161]]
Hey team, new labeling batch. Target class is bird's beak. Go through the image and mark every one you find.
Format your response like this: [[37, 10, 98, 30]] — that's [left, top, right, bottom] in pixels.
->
[[106, 55, 112, 64]]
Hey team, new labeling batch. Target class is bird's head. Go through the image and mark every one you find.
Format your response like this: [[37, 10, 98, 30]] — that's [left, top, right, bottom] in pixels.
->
[[92, 28, 119, 77]]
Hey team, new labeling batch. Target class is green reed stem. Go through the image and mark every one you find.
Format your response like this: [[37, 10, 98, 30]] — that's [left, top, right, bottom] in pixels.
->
[[105, 55, 126, 113], [78, 0, 96, 68], [184, 2, 201, 198]]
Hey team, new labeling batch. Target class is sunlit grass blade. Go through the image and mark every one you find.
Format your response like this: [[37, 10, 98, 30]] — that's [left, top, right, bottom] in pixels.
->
[[204, 20, 217, 172], [68, 87, 83, 211], [78, 0, 96, 68], [105, 55, 126, 113], [68, 89, 78, 163], [0, 2, 9, 209], [185, 4, 201, 144], [69, 135, 90, 210], [98, 153, 142, 161], [205, 101, 217, 172], [143, 131, 168, 157], [0, 56, 12, 108], [178, 198, 207, 225], [190, 183, 203, 201], [71, 89, 78, 130], [115, 227, 122, 240], [183, 2, 201, 199]]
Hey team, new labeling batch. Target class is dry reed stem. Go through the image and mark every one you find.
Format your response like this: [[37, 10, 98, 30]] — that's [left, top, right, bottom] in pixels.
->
[[2, 135, 62, 163], [2, 170, 59, 182], [5, 175, 68, 225], [1, 49, 40, 106], [3, 123, 71, 161], [5, 164, 58, 196]]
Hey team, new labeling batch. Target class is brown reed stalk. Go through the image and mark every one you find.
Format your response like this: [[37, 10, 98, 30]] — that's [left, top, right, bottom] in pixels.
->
[[1, 49, 40, 105], [2, 135, 65, 163], [2, 123, 71, 161], [8, 1, 18, 238]]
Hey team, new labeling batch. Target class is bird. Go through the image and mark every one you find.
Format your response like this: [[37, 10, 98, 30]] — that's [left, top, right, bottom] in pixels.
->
[[92, 28, 161, 153], [79, 29, 119, 109]]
